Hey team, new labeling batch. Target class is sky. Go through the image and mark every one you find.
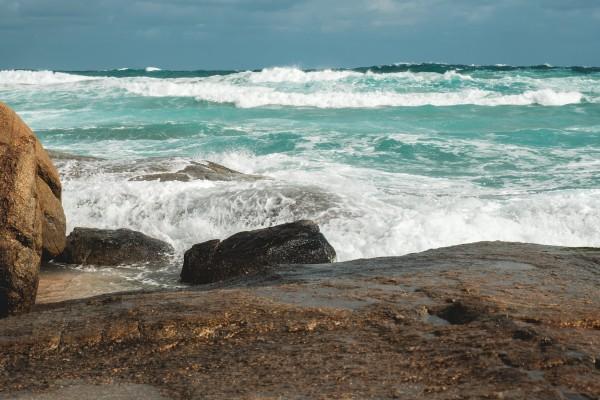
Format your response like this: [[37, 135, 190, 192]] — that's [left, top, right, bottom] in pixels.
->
[[1, 0, 600, 70]]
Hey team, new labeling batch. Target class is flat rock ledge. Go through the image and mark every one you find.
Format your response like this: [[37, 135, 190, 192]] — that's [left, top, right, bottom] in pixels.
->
[[1, 241, 599, 399], [55, 227, 174, 266], [181, 220, 336, 284]]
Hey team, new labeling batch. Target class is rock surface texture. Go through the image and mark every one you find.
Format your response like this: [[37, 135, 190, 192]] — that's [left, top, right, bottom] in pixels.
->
[[181, 220, 336, 284], [1, 242, 599, 399], [132, 161, 263, 182], [0, 102, 65, 317], [56, 228, 174, 266]]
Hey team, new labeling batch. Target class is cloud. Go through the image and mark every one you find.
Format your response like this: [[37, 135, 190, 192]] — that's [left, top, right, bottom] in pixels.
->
[[1, 0, 599, 69]]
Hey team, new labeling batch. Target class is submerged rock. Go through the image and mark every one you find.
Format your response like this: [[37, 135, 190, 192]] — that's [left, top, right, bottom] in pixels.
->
[[131, 160, 263, 182], [47, 149, 103, 162], [181, 220, 336, 284], [56, 228, 174, 266], [0, 102, 66, 317]]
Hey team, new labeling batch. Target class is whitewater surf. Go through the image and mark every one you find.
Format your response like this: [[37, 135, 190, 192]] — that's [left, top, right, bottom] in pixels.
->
[[2, 63, 599, 287]]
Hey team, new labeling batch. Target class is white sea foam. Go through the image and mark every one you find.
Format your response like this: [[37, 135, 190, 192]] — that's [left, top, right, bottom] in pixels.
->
[[247, 67, 361, 83], [59, 152, 600, 265], [115, 77, 584, 107], [242, 67, 474, 84], [145, 66, 162, 72], [2, 67, 596, 108], [0, 70, 95, 85]]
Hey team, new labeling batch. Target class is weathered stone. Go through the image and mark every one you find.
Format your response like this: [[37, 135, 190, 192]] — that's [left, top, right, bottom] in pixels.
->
[[1, 242, 599, 398], [131, 160, 263, 182], [56, 227, 174, 266], [0, 102, 65, 317], [181, 220, 336, 284]]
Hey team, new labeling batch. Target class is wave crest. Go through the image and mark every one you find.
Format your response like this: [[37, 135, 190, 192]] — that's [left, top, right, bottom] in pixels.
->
[[117, 78, 584, 108], [247, 67, 361, 83], [0, 70, 94, 85], [2, 66, 594, 108]]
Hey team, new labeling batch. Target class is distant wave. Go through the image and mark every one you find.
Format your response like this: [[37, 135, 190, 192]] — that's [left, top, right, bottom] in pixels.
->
[[247, 67, 361, 83], [145, 66, 162, 72], [117, 79, 584, 108], [0, 70, 96, 84], [1, 65, 597, 108], [354, 63, 600, 74]]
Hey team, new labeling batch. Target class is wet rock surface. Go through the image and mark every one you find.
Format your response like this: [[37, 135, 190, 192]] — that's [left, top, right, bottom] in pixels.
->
[[131, 160, 263, 182], [0, 103, 65, 317], [181, 220, 336, 284], [1, 241, 599, 399], [56, 228, 174, 266]]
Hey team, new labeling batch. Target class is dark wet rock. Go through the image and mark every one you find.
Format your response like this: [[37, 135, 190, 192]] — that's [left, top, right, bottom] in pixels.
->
[[131, 161, 263, 182], [181, 220, 336, 284], [0, 102, 66, 317], [2, 241, 600, 399], [56, 228, 174, 266]]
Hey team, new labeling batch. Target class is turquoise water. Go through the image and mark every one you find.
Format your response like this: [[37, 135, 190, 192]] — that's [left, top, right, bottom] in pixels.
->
[[1, 64, 599, 285]]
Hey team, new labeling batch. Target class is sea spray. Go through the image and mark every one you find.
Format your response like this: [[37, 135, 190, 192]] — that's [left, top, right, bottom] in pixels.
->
[[1, 63, 599, 287]]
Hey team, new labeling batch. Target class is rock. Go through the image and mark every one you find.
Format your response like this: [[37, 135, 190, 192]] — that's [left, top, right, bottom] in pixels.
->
[[56, 228, 174, 266], [0, 102, 66, 317], [47, 149, 102, 162], [1, 242, 599, 398], [131, 160, 263, 182], [5, 383, 170, 400], [37, 175, 67, 260], [181, 220, 336, 284]]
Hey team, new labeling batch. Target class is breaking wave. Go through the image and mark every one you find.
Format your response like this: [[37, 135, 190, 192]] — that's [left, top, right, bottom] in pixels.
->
[[0, 70, 96, 85], [2, 66, 596, 108], [118, 80, 584, 107], [58, 153, 600, 262]]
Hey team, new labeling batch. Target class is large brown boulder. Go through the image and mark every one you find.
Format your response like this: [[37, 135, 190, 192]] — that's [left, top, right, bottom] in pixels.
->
[[181, 220, 336, 284], [0, 102, 66, 317], [56, 227, 174, 266]]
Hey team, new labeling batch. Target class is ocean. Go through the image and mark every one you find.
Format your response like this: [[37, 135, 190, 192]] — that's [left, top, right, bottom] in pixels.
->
[[1, 63, 599, 288]]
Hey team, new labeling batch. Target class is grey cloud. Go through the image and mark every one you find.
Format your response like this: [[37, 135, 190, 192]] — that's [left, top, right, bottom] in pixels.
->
[[0, 0, 599, 69]]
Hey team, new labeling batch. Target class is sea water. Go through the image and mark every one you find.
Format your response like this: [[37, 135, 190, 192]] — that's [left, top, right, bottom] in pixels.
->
[[1, 64, 599, 287]]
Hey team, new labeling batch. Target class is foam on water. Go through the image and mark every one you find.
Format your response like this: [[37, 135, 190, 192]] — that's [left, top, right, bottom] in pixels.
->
[[58, 153, 600, 266], [0, 70, 96, 85], [1, 67, 597, 108], [1, 64, 599, 288], [115, 79, 584, 107], [247, 67, 361, 83]]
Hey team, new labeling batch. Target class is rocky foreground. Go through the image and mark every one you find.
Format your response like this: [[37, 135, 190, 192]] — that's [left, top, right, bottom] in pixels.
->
[[0, 241, 599, 399]]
